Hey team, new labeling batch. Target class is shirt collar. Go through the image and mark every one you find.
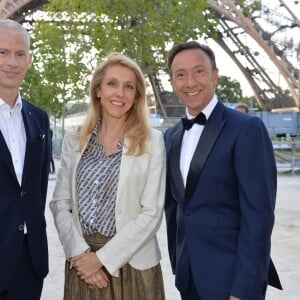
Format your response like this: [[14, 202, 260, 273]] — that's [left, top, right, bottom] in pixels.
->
[[0, 93, 23, 112], [185, 94, 218, 120]]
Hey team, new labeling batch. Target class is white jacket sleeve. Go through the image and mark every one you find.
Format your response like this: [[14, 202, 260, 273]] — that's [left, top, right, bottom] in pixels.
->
[[49, 130, 89, 258]]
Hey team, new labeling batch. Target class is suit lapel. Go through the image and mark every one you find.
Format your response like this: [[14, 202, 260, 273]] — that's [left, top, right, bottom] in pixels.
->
[[0, 130, 16, 178], [21, 101, 34, 185], [169, 125, 185, 200], [185, 101, 226, 200]]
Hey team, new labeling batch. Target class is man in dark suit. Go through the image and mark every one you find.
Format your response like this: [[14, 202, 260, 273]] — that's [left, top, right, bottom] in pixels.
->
[[164, 41, 282, 300], [0, 19, 50, 300]]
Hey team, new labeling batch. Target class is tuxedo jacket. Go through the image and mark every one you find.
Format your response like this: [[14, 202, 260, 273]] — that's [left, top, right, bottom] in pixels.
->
[[50, 127, 166, 277], [0, 99, 50, 291], [165, 101, 282, 300]]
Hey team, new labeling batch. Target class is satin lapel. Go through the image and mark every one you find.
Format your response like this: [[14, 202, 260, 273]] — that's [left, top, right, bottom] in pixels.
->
[[185, 102, 226, 200], [169, 125, 185, 200], [0, 130, 16, 178], [116, 139, 135, 206], [21, 103, 35, 184]]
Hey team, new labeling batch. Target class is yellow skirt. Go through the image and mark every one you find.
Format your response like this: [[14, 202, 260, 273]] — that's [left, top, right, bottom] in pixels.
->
[[64, 233, 165, 300]]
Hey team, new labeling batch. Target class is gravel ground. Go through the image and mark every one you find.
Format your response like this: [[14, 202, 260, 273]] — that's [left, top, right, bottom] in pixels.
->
[[42, 167, 300, 299]]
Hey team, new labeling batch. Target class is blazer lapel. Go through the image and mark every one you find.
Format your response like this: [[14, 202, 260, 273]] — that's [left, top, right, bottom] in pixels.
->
[[71, 134, 89, 205], [116, 138, 135, 206], [70, 135, 135, 210], [185, 101, 226, 200]]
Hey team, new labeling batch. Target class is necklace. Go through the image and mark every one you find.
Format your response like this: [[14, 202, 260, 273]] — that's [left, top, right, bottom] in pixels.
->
[[98, 127, 123, 155]]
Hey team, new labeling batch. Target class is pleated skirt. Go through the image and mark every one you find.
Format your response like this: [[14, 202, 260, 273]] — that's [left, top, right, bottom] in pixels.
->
[[63, 232, 165, 300]]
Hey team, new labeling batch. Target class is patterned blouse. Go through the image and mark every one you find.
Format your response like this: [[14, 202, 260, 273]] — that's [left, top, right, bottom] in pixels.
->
[[76, 122, 122, 237]]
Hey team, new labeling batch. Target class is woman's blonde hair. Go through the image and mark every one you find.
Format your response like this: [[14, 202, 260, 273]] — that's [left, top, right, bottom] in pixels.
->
[[78, 52, 151, 155]]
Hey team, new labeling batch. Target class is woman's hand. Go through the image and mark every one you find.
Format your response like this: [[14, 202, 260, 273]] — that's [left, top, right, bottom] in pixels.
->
[[70, 252, 103, 278], [84, 268, 111, 289]]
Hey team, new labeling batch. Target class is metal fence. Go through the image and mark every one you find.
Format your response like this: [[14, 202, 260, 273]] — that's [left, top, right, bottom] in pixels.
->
[[250, 111, 300, 136], [273, 140, 300, 173], [51, 111, 300, 172]]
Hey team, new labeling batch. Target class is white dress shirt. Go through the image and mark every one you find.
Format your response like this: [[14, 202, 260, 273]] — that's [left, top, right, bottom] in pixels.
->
[[0, 94, 27, 232], [180, 95, 218, 187]]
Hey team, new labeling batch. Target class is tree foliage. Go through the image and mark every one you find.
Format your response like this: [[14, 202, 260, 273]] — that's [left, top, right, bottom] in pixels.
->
[[216, 75, 244, 103], [21, 0, 219, 121], [22, 17, 93, 119], [243, 95, 260, 111], [215, 75, 260, 110], [47, 0, 218, 72]]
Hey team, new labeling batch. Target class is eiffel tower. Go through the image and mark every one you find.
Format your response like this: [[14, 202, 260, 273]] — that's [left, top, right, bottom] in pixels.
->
[[208, 0, 300, 111], [1, 0, 299, 112], [0, 0, 47, 22]]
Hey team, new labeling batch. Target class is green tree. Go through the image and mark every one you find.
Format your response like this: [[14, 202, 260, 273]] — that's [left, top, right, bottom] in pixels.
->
[[216, 75, 243, 103], [215, 76, 261, 111], [21, 0, 220, 122], [21, 15, 94, 133], [47, 0, 217, 72], [243, 95, 260, 111]]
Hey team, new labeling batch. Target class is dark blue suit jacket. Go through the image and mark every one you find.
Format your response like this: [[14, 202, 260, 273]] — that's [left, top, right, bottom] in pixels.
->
[[165, 101, 281, 300], [0, 99, 50, 292]]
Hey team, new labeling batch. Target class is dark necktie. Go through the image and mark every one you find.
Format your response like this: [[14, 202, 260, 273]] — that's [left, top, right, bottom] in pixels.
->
[[181, 112, 206, 130]]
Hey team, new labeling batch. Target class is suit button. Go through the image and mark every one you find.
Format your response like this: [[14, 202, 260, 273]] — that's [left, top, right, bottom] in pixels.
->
[[19, 224, 24, 231], [20, 191, 26, 197]]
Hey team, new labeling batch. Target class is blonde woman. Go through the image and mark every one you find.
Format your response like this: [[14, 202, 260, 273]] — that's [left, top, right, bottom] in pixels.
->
[[50, 53, 166, 300]]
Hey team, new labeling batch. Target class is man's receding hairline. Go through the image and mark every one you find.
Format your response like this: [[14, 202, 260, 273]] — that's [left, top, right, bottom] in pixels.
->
[[0, 20, 30, 47]]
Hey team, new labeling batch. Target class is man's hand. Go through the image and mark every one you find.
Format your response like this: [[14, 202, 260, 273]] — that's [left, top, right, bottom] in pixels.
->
[[230, 296, 241, 300]]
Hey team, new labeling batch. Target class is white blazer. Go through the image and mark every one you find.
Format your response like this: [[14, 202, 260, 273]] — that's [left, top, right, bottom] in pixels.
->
[[50, 128, 166, 277]]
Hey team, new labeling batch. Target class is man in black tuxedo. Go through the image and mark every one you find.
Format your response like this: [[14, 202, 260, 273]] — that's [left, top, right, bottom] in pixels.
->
[[164, 41, 282, 300], [0, 19, 50, 300]]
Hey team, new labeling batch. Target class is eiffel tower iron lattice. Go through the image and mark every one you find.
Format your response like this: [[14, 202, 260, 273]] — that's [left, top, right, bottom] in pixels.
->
[[0, 0, 47, 22], [208, 0, 300, 111], [0, 0, 31, 20]]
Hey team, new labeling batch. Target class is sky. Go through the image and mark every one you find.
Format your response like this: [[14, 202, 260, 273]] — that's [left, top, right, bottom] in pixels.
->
[[208, 40, 254, 96]]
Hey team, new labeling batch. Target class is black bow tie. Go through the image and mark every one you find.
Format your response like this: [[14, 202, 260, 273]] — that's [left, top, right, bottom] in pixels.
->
[[181, 112, 206, 130]]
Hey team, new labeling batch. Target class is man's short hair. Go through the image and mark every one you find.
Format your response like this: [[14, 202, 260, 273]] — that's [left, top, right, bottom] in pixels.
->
[[235, 103, 249, 113], [167, 41, 217, 74]]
